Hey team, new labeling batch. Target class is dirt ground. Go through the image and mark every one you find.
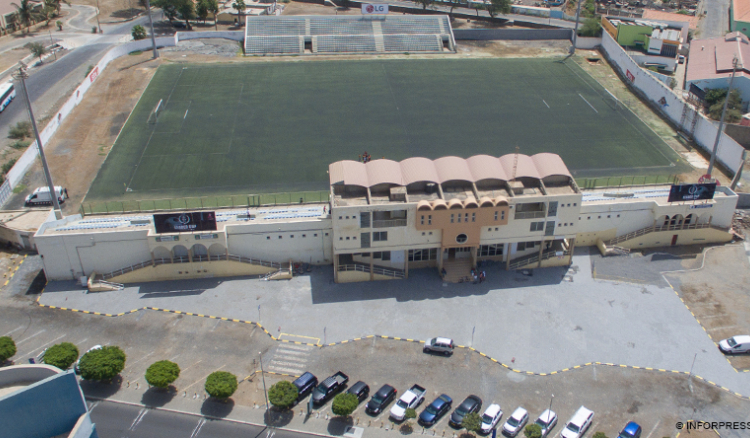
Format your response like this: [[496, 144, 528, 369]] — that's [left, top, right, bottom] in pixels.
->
[[5, 54, 160, 214], [665, 245, 750, 371], [73, 0, 146, 23], [282, 1, 361, 15]]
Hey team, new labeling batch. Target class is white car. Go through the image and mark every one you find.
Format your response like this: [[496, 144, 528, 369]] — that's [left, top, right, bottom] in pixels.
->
[[502, 407, 528, 437], [560, 406, 594, 438], [74, 344, 102, 374], [533, 409, 558, 438], [718, 335, 750, 354], [480, 404, 503, 433]]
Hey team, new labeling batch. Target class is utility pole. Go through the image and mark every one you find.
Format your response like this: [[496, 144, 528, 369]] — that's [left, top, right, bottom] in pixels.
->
[[144, 0, 159, 58], [570, 0, 584, 56], [13, 63, 62, 220], [259, 351, 269, 410], [95, 0, 102, 33], [707, 57, 739, 178]]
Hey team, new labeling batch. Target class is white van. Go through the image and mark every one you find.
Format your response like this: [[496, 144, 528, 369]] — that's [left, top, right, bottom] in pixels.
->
[[560, 406, 594, 438], [25, 186, 68, 207], [719, 335, 750, 354]]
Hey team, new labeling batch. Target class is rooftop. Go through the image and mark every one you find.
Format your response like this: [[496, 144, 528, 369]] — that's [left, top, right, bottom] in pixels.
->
[[0, 209, 49, 232], [40, 205, 328, 236], [580, 185, 734, 205], [686, 32, 750, 82], [641, 9, 698, 30], [734, 0, 750, 23]]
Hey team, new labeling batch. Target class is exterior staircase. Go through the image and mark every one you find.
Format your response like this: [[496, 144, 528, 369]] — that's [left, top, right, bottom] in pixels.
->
[[337, 262, 405, 279], [99, 254, 284, 282], [441, 258, 473, 283]]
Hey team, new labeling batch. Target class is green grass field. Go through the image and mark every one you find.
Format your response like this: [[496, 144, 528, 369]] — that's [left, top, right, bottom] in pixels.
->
[[85, 58, 688, 204]]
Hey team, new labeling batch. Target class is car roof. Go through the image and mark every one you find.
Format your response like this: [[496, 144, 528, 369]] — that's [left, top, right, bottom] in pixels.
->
[[511, 407, 527, 418], [350, 381, 367, 391], [484, 404, 501, 416], [461, 395, 481, 407], [537, 410, 556, 422], [436, 337, 453, 344], [623, 422, 641, 434], [294, 372, 316, 384], [731, 335, 750, 343], [570, 406, 593, 424], [433, 395, 451, 406], [376, 384, 395, 395]]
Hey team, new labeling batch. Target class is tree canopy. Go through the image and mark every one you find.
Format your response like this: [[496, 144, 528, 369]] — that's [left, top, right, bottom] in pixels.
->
[[524, 423, 543, 438], [132, 24, 147, 40], [268, 380, 299, 409], [78, 346, 127, 381], [145, 360, 181, 388], [0, 336, 16, 362], [43, 342, 79, 370], [332, 393, 359, 417], [205, 371, 238, 398], [486, 0, 512, 18], [463, 412, 482, 433]]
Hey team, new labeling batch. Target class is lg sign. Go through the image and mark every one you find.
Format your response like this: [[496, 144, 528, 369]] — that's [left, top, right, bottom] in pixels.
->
[[362, 4, 388, 14]]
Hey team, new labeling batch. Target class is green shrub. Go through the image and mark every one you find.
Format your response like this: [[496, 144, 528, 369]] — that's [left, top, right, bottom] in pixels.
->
[[10, 140, 31, 150], [463, 412, 482, 433], [78, 346, 127, 381], [131, 24, 146, 40], [2, 158, 18, 175], [332, 393, 359, 417], [8, 121, 31, 139], [145, 360, 180, 388], [524, 423, 543, 438], [268, 380, 298, 409], [0, 336, 17, 362], [43, 342, 79, 369], [592, 433, 608, 438], [205, 371, 237, 398]]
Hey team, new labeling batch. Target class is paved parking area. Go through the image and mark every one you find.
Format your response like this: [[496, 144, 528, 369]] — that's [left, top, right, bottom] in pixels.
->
[[38, 247, 749, 399]]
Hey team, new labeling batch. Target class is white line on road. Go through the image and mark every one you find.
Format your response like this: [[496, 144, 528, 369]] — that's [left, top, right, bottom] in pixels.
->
[[76, 338, 88, 345], [129, 409, 148, 431], [270, 358, 307, 367], [542, 99, 550, 109], [178, 360, 203, 375], [18, 334, 66, 358], [183, 365, 226, 391], [267, 366, 303, 375], [579, 93, 598, 113], [2, 326, 24, 336], [277, 344, 313, 352], [169, 353, 181, 361], [276, 348, 310, 356], [645, 419, 661, 438], [127, 351, 155, 368], [16, 330, 46, 345], [190, 418, 206, 438]]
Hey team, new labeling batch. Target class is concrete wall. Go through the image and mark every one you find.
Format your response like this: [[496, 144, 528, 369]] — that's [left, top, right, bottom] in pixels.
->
[[109, 259, 276, 283], [631, 53, 677, 72], [618, 226, 733, 249], [226, 219, 332, 264], [686, 76, 750, 111], [177, 31, 244, 42], [0, 369, 90, 438], [452, 29, 572, 40], [69, 413, 99, 438], [725, 123, 750, 148], [575, 36, 602, 49], [0, 364, 60, 387]]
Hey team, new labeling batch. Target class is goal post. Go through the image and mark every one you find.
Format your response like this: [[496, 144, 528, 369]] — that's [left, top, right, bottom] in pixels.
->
[[147, 99, 163, 124]]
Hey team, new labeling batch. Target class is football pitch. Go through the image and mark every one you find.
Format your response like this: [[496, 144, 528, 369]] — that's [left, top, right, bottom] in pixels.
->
[[85, 58, 688, 204]]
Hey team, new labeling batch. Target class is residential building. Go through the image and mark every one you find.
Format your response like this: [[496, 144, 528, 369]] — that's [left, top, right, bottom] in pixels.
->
[[686, 32, 750, 106], [602, 16, 688, 72], [732, 0, 750, 38]]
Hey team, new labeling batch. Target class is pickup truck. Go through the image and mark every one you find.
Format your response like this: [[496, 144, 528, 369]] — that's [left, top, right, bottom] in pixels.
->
[[389, 384, 425, 421], [312, 371, 349, 405]]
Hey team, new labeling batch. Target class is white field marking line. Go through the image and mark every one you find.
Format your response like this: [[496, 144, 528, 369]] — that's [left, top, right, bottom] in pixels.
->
[[190, 418, 206, 438], [2, 325, 24, 336], [270, 359, 307, 367], [708, 324, 741, 331], [542, 99, 550, 109], [18, 334, 66, 358], [644, 419, 661, 438], [129, 409, 148, 431], [184, 109, 189, 119], [16, 329, 46, 345], [182, 365, 226, 392], [76, 338, 89, 345], [579, 93, 598, 113], [275, 349, 310, 356], [169, 353, 181, 361], [266, 366, 303, 375], [177, 360, 203, 376], [277, 343, 313, 352]]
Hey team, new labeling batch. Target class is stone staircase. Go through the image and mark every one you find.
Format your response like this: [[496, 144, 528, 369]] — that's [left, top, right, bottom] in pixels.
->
[[441, 258, 473, 283]]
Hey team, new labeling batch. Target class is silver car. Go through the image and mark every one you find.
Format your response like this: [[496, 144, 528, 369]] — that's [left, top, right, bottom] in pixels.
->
[[423, 337, 454, 356], [534, 409, 558, 438]]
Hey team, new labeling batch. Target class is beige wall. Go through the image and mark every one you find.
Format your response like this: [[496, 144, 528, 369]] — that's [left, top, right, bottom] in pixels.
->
[[617, 227, 732, 249], [109, 259, 277, 283], [576, 228, 617, 247]]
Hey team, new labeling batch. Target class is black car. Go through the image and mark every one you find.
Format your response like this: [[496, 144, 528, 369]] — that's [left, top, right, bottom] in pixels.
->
[[348, 381, 370, 402], [366, 384, 397, 415], [449, 395, 482, 428], [419, 394, 453, 427], [292, 372, 318, 402]]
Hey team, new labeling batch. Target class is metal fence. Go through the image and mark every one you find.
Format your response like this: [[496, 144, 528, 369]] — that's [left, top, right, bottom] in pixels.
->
[[80, 191, 330, 216], [577, 175, 679, 190]]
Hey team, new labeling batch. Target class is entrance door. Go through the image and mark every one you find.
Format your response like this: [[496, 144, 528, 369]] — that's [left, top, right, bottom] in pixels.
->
[[448, 248, 456, 259], [671, 235, 678, 246]]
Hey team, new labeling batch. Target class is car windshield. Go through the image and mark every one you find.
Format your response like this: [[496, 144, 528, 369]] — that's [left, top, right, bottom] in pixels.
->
[[397, 400, 408, 409], [482, 414, 494, 423], [313, 386, 325, 395], [372, 393, 385, 403], [727, 338, 738, 347], [426, 404, 439, 415], [508, 417, 520, 427], [567, 424, 581, 433], [535, 419, 549, 428]]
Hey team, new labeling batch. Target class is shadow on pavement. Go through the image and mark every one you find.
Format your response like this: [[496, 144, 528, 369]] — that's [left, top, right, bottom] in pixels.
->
[[264, 407, 293, 427], [201, 398, 235, 418], [79, 375, 123, 398], [326, 416, 353, 436], [141, 386, 177, 407], [25, 267, 47, 296]]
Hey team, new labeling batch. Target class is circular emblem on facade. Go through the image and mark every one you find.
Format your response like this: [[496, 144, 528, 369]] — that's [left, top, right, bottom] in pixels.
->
[[456, 234, 468, 243], [178, 214, 191, 225], [366, 5, 374, 12]]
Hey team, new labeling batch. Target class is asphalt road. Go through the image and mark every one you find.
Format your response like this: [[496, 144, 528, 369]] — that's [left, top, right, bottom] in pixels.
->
[[89, 400, 312, 438], [699, 0, 730, 38]]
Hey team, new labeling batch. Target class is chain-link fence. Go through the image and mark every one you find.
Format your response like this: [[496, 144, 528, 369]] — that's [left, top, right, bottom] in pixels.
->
[[577, 174, 679, 190], [80, 191, 330, 216]]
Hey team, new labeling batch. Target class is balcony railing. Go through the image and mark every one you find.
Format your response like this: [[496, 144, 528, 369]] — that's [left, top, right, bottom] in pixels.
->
[[371, 219, 407, 228], [514, 211, 546, 220]]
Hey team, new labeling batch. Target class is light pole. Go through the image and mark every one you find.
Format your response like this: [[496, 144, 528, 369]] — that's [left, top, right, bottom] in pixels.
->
[[259, 351, 269, 411], [48, 29, 56, 61], [707, 57, 739, 178], [144, 0, 159, 59], [12, 63, 62, 220], [570, 0, 583, 56], [547, 394, 554, 422], [94, 0, 102, 33]]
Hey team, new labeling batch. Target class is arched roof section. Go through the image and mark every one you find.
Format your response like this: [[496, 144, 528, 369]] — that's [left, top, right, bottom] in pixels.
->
[[494, 196, 509, 206], [499, 154, 540, 180], [417, 200, 433, 211], [463, 199, 479, 208], [329, 160, 368, 187], [479, 196, 495, 207], [432, 200, 448, 210], [467, 155, 508, 182], [531, 153, 572, 178], [366, 159, 403, 186], [448, 199, 464, 209], [401, 157, 440, 185], [434, 156, 473, 183]]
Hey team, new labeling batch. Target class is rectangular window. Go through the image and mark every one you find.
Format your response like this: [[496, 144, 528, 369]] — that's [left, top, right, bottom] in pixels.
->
[[381, 251, 391, 261], [360, 233, 370, 249], [428, 215, 432, 225], [420, 215, 424, 225], [548, 201, 558, 217], [501, 211, 505, 220], [373, 231, 388, 242], [408, 248, 438, 262], [530, 221, 544, 232], [465, 213, 469, 222], [360, 212, 371, 228], [494, 211, 498, 221], [457, 214, 461, 223], [515, 202, 546, 220], [479, 244, 504, 257], [545, 221, 555, 236], [450, 214, 455, 223], [472, 213, 476, 222]]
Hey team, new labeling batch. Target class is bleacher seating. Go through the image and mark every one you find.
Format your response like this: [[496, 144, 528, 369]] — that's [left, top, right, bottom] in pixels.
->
[[383, 34, 443, 53]]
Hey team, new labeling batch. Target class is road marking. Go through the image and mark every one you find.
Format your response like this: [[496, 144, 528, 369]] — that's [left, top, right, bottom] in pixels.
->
[[88, 401, 100, 412], [169, 353, 181, 361], [183, 365, 226, 391], [179, 360, 203, 375], [190, 418, 206, 438], [267, 365, 303, 375], [645, 419, 661, 438], [129, 409, 148, 431], [2, 326, 24, 336], [276, 348, 310, 356], [127, 351, 155, 368], [276, 343, 314, 352], [16, 330, 46, 345], [542, 99, 550, 109], [579, 93, 598, 113], [270, 359, 307, 367], [18, 334, 66, 359]]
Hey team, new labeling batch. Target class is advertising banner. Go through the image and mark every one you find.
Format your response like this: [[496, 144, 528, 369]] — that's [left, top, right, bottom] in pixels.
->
[[153, 211, 217, 233], [362, 4, 388, 14], [667, 183, 716, 203]]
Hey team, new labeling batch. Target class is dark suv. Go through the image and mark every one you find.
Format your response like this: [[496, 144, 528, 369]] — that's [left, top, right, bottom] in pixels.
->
[[348, 381, 370, 402], [292, 372, 318, 402], [366, 384, 397, 415]]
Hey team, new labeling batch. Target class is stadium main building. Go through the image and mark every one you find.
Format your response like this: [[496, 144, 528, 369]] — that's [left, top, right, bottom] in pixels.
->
[[32, 153, 737, 286]]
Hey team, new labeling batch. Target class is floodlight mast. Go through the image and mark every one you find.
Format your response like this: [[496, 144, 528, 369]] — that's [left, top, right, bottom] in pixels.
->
[[144, 0, 159, 59], [570, 0, 584, 56], [707, 56, 739, 179], [13, 63, 63, 220]]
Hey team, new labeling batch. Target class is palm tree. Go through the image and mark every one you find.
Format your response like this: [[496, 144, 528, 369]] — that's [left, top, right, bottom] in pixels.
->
[[206, 0, 219, 30], [11, 0, 41, 33], [45, 0, 70, 15], [231, 0, 245, 27]]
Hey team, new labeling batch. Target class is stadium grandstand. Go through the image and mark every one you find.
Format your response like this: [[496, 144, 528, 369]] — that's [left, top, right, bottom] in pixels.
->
[[244, 15, 456, 55]]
